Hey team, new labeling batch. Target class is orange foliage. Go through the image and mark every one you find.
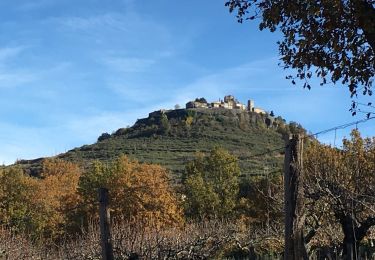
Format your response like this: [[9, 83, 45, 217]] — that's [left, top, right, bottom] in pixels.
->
[[34, 158, 82, 238], [79, 155, 183, 228]]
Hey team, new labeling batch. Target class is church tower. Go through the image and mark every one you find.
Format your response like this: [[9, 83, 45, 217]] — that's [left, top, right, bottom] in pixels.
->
[[247, 100, 254, 112]]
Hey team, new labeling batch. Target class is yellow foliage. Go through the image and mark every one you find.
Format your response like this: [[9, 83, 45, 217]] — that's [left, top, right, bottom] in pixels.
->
[[305, 129, 375, 196], [304, 129, 375, 244], [79, 155, 183, 228], [0, 159, 81, 240], [1, 156, 183, 239], [35, 158, 81, 238], [185, 116, 194, 127]]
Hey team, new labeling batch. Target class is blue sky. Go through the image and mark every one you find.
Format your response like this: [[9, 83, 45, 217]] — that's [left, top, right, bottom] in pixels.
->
[[0, 0, 374, 165]]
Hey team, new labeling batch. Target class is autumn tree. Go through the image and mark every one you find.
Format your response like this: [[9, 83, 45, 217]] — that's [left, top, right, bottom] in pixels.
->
[[37, 158, 82, 237], [0, 167, 38, 233], [78, 155, 183, 227], [237, 173, 283, 227], [183, 148, 240, 219], [0, 159, 81, 240], [226, 0, 375, 109], [304, 130, 375, 258]]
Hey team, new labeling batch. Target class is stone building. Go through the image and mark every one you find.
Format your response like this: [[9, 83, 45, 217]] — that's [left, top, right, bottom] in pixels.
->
[[185, 95, 266, 114]]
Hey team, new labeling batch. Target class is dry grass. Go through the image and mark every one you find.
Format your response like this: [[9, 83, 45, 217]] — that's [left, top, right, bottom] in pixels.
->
[[0, 227, 49, 259], [0, 220, 284, 259]]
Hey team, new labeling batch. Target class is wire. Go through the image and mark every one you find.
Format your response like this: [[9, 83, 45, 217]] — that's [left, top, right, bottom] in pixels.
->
[[353, 101, 375, 110], [243, 116, 375, 160], [246, 146, 287, 159], [306, 116, 375, 139], [183, 116, 375, 167]]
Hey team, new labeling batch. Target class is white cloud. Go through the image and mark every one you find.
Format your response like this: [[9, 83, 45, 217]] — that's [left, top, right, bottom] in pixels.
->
[[0, 46, 38, 88], [103, 57, 155, 73], [0, 122, 56, 165], [55, 12, 170, 41], [0, 46, 26, 66], [65, 113, 130, 140], [52, 11, 176, 59], [60, 14, 128, 31], [102, 56, 285, 112], [17, 0, 58, 11], [0, 70, 38, 87], [0, 61, 70, 89], [173, 56, 283, 101]]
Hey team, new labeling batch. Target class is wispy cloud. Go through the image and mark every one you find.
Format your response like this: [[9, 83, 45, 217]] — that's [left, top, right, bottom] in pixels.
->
[[0, 70, 39, 88], [0, 46, 39, 88], [16, 0, 56, 11], [0, 59, 71, 89], [59, 14, 129, 31], [55, 12, 171, 41], [173, 56, 283, 101], [52, 11, 176, 58], [107, 82, 162, 104], [103, 57, 155, 73], [0, 46, 26, 66], [65, 113, 130, 140], [101, 56, 284, 112], [0, 122, 57, 165]]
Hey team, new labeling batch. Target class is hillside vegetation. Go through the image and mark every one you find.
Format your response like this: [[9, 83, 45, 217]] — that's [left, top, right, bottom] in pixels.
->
[[16, 108, 302, 178]]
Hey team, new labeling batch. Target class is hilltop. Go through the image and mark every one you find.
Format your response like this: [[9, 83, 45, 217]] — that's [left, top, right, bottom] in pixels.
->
[[16, 96, 305, 178]]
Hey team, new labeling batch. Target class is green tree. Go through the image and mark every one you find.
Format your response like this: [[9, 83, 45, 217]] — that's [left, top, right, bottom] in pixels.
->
[[183, 148, 240, 219], [226, 1, 375, 104], [0, 168, 37, 233], [160, 113, 171, 134]]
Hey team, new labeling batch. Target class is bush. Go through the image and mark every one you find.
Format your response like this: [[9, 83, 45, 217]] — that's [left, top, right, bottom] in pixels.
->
[[98, 132, 111, 142]]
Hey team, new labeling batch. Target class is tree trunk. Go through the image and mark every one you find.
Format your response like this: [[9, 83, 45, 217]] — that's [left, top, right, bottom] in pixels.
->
[[340, 214, 358, 260], [284, 135, 308, 260], [339, 214, 375, 259]]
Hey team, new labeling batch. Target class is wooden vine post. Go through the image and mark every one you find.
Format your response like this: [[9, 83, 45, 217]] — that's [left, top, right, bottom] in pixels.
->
[[284, 134, 308, 260], [99, 187, 114, 260]]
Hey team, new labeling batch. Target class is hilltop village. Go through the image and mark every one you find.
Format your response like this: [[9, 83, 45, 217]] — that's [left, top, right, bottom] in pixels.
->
[[142, 95, 276, 129], [147, 95, 270, 120], [186, 95, 266, 114]]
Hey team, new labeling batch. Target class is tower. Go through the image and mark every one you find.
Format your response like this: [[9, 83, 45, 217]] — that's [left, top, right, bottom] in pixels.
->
[[247, 100, 254, 112]]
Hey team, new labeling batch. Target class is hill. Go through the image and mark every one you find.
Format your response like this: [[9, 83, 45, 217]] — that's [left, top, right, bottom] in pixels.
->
[[16, 107, 304, 178]]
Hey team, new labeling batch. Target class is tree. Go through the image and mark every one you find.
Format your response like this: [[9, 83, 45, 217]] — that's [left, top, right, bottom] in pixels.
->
[[195, 97, 208, 103], [0, 167, 38, 233], [226, 0, 375, 105], [160, 113, 171, 134], [183, 148, 240, 219], [237, 174, 283, 227], [38, 159, 82, 237], [304, 130, 375, 258], [78, 155, 183, 227], [0, 159, 82, 240], [98, 132, 111, 142]]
